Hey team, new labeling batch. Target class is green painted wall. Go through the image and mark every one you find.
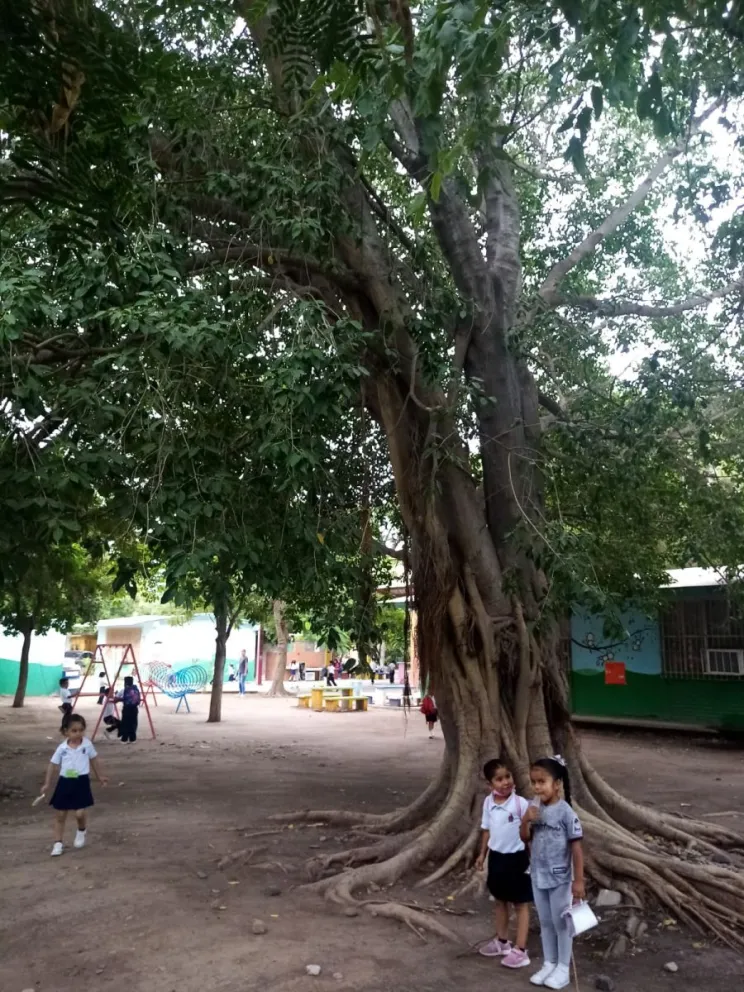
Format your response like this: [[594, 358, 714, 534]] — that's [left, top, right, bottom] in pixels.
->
[[571, 669, 744, 731], [0, 658, 64, 697]]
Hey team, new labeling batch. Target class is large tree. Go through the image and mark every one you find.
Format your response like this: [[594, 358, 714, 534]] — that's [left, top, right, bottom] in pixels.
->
[[3, 0, 744, 941]]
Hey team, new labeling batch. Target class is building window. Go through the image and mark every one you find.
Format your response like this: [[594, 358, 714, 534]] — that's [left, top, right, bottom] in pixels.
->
[[660, 597, 744, 680], [705, 649, 744, 677]]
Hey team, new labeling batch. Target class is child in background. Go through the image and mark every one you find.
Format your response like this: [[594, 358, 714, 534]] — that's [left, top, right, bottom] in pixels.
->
[[57, 677, 78, 716], [97, 672, 108, 705], [475, 757, 533, 968], [116, 676, 141, 743], [520, 756, 585, 990], [420, 693, 438, 738], [102, 688, 118, 734], [42, 713, 108, 856]]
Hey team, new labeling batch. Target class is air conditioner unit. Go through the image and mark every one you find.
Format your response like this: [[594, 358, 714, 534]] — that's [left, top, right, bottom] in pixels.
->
[[705, 648, 744, 676]]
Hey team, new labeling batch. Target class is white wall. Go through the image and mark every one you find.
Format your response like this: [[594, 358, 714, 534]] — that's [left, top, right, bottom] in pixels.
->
[[0, 626, 67, 666]]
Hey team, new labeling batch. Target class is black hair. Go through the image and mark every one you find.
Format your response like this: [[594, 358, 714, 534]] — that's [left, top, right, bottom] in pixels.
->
[[61, 712, 86, 734], [483, 757, 513, 782], [59, 677, 69, 686], [123, 675, 134, 687], [532, 757, 572, 806], [99, 671, 106, 678]]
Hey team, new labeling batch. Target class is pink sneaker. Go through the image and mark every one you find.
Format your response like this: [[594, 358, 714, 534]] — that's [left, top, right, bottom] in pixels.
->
[[502, 948, 531, 969], [479, 938, 511, 957]]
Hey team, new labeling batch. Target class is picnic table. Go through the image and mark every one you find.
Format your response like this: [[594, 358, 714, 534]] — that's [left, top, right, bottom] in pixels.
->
[[324, 694, 369, 712]]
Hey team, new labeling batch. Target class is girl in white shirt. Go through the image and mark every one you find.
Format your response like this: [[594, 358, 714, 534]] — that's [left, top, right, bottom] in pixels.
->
[[475, 757, 533, 969], [41, 714, 108, 857]]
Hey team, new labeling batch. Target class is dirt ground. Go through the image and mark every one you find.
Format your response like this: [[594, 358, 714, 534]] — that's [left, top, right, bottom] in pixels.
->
[[1, 693, 743, 992]]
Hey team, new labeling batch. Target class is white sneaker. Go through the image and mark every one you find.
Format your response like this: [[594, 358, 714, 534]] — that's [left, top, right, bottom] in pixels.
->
[[545, 965, 571, 990], [51, 842, 64, 857], [73, 829, 86, 849], [530, 962, 557, 986]]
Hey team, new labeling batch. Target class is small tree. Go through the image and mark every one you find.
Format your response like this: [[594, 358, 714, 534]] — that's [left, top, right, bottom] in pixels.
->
[[0, 543, 105, 708]]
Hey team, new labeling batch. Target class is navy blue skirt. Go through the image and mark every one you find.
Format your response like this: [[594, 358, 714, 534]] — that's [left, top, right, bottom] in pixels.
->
[[50, 774, 94, 811], [487, 849, 533, 904]]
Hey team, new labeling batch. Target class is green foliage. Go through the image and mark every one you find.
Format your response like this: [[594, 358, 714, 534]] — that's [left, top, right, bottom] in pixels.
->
[[1, 0, 744, 636]]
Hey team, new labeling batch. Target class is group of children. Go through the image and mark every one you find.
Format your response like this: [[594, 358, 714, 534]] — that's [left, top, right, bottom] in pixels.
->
[[476, 755, 585, 989], [46, 679, 583, 983]]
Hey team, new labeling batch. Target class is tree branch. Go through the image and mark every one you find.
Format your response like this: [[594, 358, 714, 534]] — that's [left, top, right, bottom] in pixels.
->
[[186, 244, 361, 292], [537, 390, 568, 420], [538, 99, 723, 303], [553, 275, 744, 318]]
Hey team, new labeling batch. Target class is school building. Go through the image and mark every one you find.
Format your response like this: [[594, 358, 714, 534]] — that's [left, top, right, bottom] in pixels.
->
[[570, 568, 744, 732], [0, 613, 260, 697]]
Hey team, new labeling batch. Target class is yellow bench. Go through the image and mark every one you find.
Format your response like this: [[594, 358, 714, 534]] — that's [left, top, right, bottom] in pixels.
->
[[296, 695, 312, 708], [324, 695, 369, 713]]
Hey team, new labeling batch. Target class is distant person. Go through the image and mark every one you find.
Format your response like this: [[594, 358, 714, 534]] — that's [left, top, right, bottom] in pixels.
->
[[420, 693, 438, 738], [289, 659, 298, 681], [369, 662, 377, 684], [58, 677, 78, 717], [387, 661, 396, 684], [299, 661, 306, 681], [237, 649, 248, 695], [97, 672, 108, 705], [115, 676, 141, 743], [323, 664, 337, 688], [42, 712, 108, 857], [228, 662, 236, 682]]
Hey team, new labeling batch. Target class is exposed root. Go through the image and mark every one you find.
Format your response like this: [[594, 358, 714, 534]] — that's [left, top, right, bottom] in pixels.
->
[[305, 829, 422, 880], [364, 900, 461, 942], [269, 754, 452, 835], [579, 753, 744, 854], [448, 867, 487, 901], [217, 846, 262, 870], [418, 824, 479, 887]]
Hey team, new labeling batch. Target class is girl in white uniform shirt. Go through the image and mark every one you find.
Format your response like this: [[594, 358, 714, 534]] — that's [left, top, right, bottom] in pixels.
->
[[42, 713, 108, 856], [475, 757, 533, 969]]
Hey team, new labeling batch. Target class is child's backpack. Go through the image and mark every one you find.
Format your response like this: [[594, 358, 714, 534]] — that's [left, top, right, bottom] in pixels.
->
[[124, 685, 141, 707], [420, 695, 435, 717]]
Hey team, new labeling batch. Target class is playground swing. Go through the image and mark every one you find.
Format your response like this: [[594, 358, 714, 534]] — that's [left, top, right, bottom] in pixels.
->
[[71, 643, 156, 741]]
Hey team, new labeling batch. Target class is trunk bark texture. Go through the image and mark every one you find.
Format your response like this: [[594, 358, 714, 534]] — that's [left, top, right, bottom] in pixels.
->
[[208, 610, 229, 723], [266, 599, 290, 697], [12, 622, 33, 709]]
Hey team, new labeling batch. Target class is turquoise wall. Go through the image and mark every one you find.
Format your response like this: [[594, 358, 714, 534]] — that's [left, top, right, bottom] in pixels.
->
[[570, 607, 744, 730], [0, 659, 64, 696]]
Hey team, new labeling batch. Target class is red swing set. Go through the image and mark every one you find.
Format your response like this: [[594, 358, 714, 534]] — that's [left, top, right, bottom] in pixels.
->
[[70, 643, 156, 741]]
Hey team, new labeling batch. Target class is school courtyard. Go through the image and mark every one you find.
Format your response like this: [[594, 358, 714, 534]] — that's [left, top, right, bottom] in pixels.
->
[[1, 695, 742, 992]]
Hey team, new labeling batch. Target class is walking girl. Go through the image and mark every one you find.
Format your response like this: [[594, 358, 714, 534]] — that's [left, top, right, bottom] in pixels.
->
[[475, 757, 533, 968], [42, 714, 108, 857], [520, 756, 585, 990]]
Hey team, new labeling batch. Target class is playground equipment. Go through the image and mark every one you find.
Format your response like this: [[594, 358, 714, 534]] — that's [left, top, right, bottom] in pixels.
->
[[142, 662, 172, 707], [71, 644, 156, 741], [147, 663, 209, 713]]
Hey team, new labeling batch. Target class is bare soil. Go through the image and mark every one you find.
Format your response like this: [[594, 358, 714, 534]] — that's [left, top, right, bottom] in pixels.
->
[[1, 694, 742, 992]]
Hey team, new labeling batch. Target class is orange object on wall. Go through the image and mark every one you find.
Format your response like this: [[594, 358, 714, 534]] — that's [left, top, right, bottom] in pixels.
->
[[604, 661, 627, 685]]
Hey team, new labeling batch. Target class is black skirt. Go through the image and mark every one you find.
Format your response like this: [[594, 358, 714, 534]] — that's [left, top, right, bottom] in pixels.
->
[[50, 774, 94, 811], [487, 849, 533, 904], [423, 709, 438, 724]]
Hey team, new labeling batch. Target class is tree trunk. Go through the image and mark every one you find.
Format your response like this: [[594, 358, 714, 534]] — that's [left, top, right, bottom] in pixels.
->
[[272, 364, 744, 944], [12, 622, 33, 709], [266, 599, 290, 697], [208, 610, 229, 723]]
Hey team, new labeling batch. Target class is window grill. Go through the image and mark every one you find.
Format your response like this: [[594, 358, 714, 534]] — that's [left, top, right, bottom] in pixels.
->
[[660, 597, 744, 680]]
